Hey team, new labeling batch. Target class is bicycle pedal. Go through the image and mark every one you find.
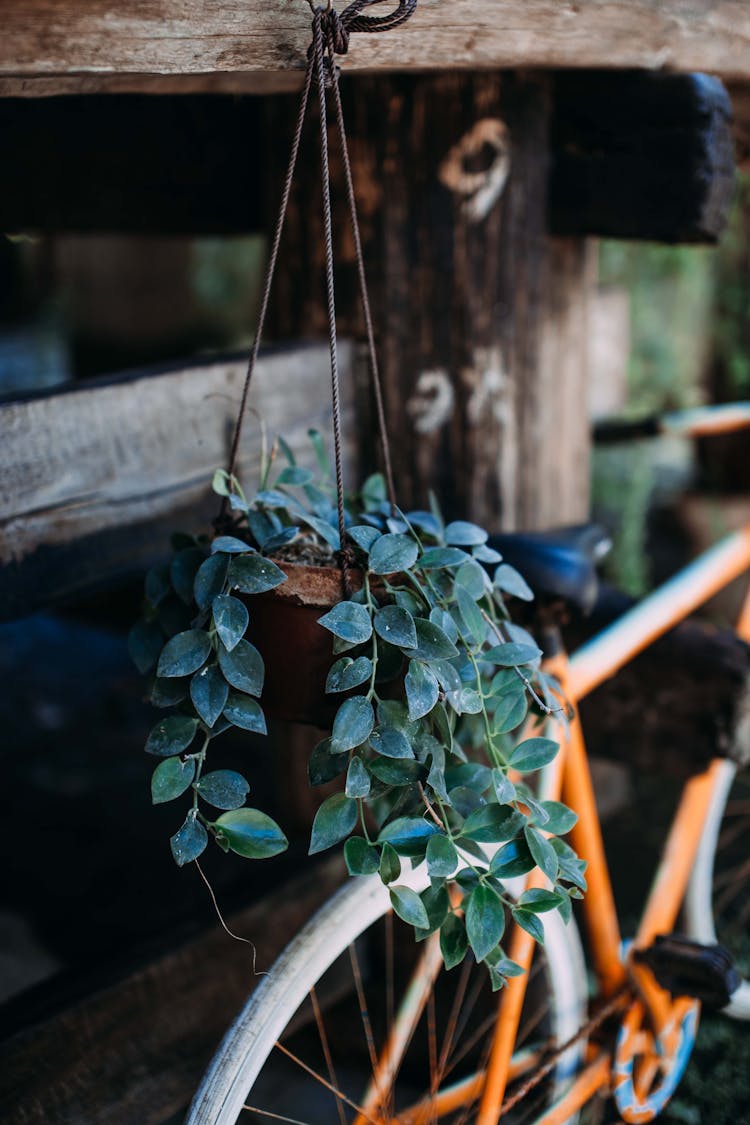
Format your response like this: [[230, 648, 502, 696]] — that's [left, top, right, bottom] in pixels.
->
[[633, 934, 741, 1009]]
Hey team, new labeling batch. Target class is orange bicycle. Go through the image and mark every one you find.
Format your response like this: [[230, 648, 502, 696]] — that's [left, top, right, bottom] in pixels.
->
[[188, 402, 750, 1125]]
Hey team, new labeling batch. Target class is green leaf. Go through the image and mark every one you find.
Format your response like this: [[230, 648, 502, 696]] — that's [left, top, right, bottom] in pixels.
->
[[344, 837, 380, 875], [194, 553, 230, 610], [215, 808, 288, 858], [170, 814, 208, 866], [145, 714, 198, 757], [368, 757, 422, 786], [538, 800, 578, 835], [212, 469, 230, 496], [418, 547, 470, 570], [455, 585, 486, 646], [379, 842, 401, 883], [524, 826, 559, 883], [211, 536, 253, 554], [346, 756, 371, 798], [218, 639, 264, 696], [361, 471, 387, 509], [276, 465, 314, 486], [318, 601, 372, 645], [374, 605, 417, 648], [405, 661, 439, 721], [151, 757, 195, 804], [460, 805, 524, 843], [308, 738, 348, 785], [128, 619, 165, 674], [297, 512, 341, 550], [348, 525, 381, 552], [370, 727, 414, 759], [229, 554, 287, 595], [440, 913, 468, 970], [330, 696, 375, 753], [518, 888, 564, 914], [511, 907, 545, 944], [157, 630, 212, 678], [485, 642, 542, 667], [551, 838, 588, 892], [389, 885, 429, 929], [466, 885, 505, 962], [445, 520, 488, 546], [377, 816, 440, 856], [509, 738, 559, 773], [149, 676, 189, 708], [455, 559, 490, 600], [494, 564, 534, 602], [490, 839, 536, 879], [391, 886, 431, 931], [326, 656, 373, 693], [446, 762, 492, 793], [308, 428, 331, 476], [190, 664, 229, 727], [309, 794, 359, 854], [491, 768, 516, 804], [491, 691, 528, 735], [171, 547, 205, 604], [145, 564, 171, 608], [417, 884, 450, 937], [223, 692, 267, 734], [369, 533, 419, 575], [426, 834, 458, 877], [213, 595, 249, 652], [410, 619, 459, 661], [197, 769, 250, 810]]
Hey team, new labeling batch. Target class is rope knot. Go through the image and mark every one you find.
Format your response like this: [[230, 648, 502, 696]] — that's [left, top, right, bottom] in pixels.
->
[[322, 8, 351, 55]]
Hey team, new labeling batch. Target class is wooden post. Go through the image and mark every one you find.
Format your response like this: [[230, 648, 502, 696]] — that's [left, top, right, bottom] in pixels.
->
[[267, 71, 594, 531]]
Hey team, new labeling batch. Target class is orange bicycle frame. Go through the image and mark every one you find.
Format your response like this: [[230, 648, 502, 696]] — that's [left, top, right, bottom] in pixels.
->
[[477, 403, 750, 1124]]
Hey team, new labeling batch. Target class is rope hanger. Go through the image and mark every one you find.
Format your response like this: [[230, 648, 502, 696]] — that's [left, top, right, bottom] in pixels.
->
[[222, 0, 418, 584]]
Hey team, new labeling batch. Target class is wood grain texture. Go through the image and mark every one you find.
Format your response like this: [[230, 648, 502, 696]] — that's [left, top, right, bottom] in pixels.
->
[[1, 1, 750, 97], [0, 342, 356, 618], [0, 858, 346, 1125], [268, 71, 593, 532]]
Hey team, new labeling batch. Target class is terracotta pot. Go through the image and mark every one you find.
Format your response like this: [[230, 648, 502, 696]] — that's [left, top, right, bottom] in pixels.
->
[[244, 561, 364, 727]]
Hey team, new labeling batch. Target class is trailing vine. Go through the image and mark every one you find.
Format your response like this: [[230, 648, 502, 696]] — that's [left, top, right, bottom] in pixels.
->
[[130, 431, 586, 988]]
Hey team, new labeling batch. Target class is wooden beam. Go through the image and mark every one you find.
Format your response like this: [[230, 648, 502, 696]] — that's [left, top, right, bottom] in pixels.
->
[[0, 342, 356, 619], [266, 71, 594, 532], [549, 71, 736, 242], [0, 97, 264, 234], [0, 858, 346, 1125], [1, 1, 750, 97], [0, 74, 735, 239]]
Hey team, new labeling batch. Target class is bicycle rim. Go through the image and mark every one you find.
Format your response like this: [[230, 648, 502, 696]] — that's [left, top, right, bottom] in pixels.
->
[[685, 758, 750, 1018], [188, 864, 588, 1124]]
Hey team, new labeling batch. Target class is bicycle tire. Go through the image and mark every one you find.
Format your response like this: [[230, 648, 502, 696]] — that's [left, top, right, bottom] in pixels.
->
[[187, 858, 588, 1124], [685, 758, 750, 1018]]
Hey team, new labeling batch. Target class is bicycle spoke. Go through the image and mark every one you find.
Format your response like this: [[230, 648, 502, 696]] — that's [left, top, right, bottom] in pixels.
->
[[310, 986, 348, 1125], [272, 1040, 383, 1125], [357, 932, 445, 1120]]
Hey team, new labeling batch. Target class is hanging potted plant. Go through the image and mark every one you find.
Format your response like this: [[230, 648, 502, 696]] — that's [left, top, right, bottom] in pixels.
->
[[128, 0, 585, 985]]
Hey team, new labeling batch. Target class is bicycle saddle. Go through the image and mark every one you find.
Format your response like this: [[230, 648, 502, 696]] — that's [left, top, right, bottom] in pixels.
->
[[488, 523, 611, 614]]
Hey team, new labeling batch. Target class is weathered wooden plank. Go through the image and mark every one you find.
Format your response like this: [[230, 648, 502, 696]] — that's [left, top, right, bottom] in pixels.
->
[[0, 78, 736, 240], [0, 858, 346, 1125], [549, 72, 736, 242], [0, 342, 356, 619], [1, 1, 749, 97]]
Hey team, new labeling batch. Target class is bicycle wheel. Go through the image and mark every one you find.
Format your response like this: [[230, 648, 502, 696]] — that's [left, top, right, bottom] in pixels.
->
[[685, 758, 750, 1018], [188, 860, 588, 1125]]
